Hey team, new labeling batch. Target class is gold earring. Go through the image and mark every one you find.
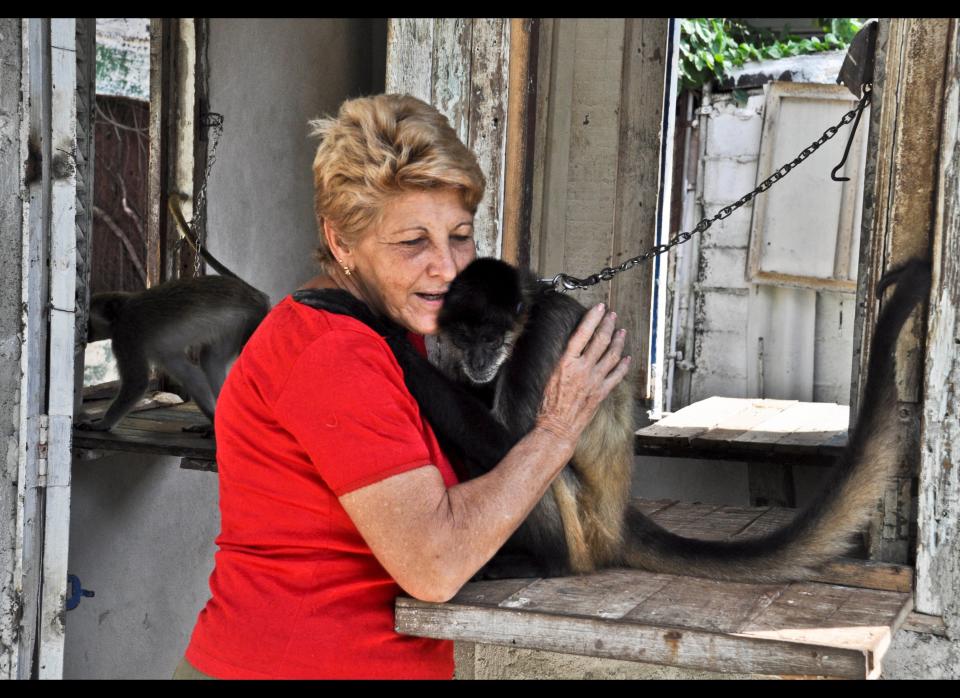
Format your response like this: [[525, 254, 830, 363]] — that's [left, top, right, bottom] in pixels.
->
[[335, 256, 352, 277]]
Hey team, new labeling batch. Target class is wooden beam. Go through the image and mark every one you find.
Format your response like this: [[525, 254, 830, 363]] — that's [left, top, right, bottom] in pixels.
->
[[915, 17, 960, 623], [501, 18, 537, 266], [852, 18, 948, 564]]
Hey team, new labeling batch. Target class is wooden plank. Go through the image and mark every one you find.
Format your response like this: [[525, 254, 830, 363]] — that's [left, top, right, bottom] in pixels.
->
[[690, 398, 796, 447], [430, 18, 470, 144], [15, 19, 51, 678], [40, 17, 79, 678], [449, 578, 536, 606], [730, 402, 844, 452], [739, 581, 912, 678], [652, 503, 768, 541], [557, 18, 626, 313], [900, 612, 948, 638], [179, 457, 217, 472], [609, 18, 669, 400], [623, 576, 786, 634], [530, 18, 575, 278], [498, 569, 673, 619], [385, 19, 433, 101], [467, 19, 509, 258], [637, 396, 757, 445], [397, 497, 915, 677], [395, 597, 872, 678], [501, 18, 536, 266], [733, 505, 797, 537], [854, 18, 949, 566], [916, 17, 960, 620], [810, 558, 913, 593], [146, 19, 168, 288]]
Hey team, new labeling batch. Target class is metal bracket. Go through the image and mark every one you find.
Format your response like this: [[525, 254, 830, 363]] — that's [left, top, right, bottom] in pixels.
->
[[837, 19, 878, 99]]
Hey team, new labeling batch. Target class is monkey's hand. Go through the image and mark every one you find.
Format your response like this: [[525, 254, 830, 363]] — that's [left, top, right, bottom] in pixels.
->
[[76, 418, 113, 432]]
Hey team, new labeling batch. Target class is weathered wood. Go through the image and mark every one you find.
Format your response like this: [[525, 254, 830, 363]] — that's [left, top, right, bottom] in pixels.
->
[[0, 17, 24, 677], [16, 19, 52, 678], [623, 576, 786, 635], [385, 18, 511, 259], [39, 18, 80, 677], [397, 596, 873, 677], [179, 457, 217, 472], [853, 19, 948, 566], [731, 402, 848, 450], [397, 497, 915, 676], [609, 18, 669, 400], [528, 19, 668, 399], [916, 17, 960, 626], [636, 397, 848, 468], [498, 569, 673, 619], [397, 557, 911, 679], [501, 18, 536, 266], [900, 612, 948, 638], [72, 402, 216, 461], [689, 398, 797, 448], [468, 19, 510, 257], [385, 19, 433, 101], [638, 396, 755, 444], [748, 82, 866, 293], [430, 18, 470, 144], [80, 390, 184, 418], [146, 19, 169, 288], [811, 558, 913, 593]]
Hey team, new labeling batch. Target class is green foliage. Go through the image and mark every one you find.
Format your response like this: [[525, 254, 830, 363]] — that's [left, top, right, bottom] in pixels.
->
[[679, 18, 864, 93]]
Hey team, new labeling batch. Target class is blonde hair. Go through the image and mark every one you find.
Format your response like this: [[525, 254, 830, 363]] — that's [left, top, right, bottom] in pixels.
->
[[309, 94, 486, 272]]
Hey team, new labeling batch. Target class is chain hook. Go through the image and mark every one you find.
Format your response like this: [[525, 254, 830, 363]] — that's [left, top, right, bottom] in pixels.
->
[[830, 84, 872, 182]]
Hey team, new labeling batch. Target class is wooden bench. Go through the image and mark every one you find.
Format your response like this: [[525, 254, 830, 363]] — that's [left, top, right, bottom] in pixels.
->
[[395, 498, 913, 679]]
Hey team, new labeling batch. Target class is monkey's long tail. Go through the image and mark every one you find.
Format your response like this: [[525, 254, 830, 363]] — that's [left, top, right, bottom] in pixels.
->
[[622, 259, 931, 582], [167, 193, 240, 280]]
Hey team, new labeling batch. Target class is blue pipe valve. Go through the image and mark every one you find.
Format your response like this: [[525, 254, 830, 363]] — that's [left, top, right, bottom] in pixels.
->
[[66, 574, 95, 611]]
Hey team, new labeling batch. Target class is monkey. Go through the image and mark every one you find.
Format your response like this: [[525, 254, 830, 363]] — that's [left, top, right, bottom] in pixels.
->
[[77, 195, 270, 433], [292, 256, 930, 583]]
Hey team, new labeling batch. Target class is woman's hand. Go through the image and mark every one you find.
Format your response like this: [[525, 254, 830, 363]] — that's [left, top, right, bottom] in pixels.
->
[[534, 304, 630, 446]]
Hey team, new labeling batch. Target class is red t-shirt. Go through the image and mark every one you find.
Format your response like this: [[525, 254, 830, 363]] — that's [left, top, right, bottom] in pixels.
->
[[185, 296, 459, 679]]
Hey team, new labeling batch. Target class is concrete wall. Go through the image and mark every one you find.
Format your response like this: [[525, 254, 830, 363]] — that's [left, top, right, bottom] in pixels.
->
[[63, 18, 385, 679], [204, 18, 386, 305], [0, 18, 24, 678]]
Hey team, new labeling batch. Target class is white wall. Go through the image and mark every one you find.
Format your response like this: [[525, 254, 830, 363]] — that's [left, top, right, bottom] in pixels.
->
[[64, 19, 385, 679], [204, 18, 385, 305]]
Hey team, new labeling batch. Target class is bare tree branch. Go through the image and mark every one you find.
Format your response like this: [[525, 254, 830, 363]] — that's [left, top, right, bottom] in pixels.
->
[[93, 204, 148, 286]]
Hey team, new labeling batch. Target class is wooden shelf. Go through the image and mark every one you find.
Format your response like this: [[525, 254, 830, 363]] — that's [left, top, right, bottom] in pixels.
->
[[395, 497, 913, 679], [636, 397, 849, 467], [72, 398, 216, 468]]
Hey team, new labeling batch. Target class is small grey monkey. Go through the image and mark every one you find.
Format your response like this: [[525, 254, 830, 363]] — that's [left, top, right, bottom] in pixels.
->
[[78, 195, 270, 432]]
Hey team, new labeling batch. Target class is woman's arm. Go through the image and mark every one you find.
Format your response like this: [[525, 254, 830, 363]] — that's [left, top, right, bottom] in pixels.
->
[[339, 304, 630, 602]]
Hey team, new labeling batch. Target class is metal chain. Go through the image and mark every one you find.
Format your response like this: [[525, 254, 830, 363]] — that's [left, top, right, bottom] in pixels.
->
[[544, 84, 873, 292], [191, 112, 224, 277]]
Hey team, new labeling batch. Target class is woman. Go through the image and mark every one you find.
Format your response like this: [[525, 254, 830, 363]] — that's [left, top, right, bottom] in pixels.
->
[[177, 94, 630, 679]]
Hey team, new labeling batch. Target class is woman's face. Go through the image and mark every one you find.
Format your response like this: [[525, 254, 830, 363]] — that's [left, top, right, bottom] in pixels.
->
[[345, 188, 477, 335]]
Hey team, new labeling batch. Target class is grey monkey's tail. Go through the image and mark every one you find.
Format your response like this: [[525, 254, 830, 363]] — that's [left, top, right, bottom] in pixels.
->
[[622, 259, 931, 582], [167, 193, 239, 280]]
